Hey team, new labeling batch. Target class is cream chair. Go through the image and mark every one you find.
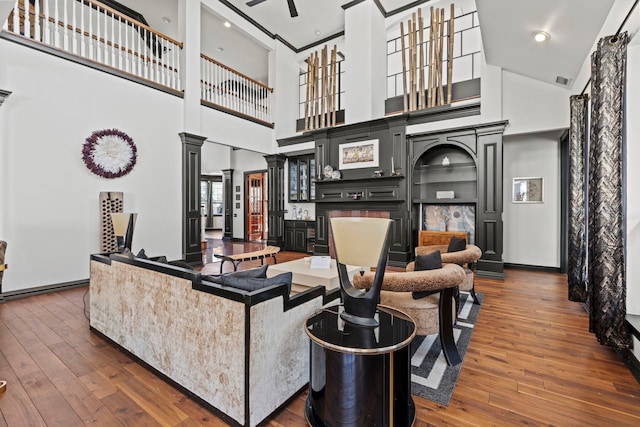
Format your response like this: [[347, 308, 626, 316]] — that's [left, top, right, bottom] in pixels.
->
[[353, 262, 466, 366], [416, 244, 482, 306]]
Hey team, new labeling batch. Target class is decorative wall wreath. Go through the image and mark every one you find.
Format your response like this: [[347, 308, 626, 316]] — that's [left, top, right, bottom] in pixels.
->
[[82, 129, 137, 178]]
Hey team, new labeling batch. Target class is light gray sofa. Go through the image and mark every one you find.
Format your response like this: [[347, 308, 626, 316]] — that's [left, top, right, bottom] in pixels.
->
[[89, 253, 337, 427]]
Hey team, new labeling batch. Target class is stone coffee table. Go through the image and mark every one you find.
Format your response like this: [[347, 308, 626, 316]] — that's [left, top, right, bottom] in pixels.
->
[[266, 257, 360, 292]]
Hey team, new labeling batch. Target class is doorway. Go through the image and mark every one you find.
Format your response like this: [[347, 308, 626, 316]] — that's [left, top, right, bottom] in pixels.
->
[[246, 171, 268, 241]]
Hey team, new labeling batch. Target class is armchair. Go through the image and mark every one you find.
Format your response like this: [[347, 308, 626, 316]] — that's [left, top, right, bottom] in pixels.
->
[[353, 263, 466, 365], [416, 243, 482, 305]]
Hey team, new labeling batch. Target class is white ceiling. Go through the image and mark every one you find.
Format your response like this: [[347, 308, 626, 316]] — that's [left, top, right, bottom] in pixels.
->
[[476, 0, 616, 88], [122, 0, 624, 89]]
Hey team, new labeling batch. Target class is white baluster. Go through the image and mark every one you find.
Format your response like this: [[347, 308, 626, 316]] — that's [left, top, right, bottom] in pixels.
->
[[95, 4, 101, 63], [79, 0, 85, 57], [71, 0, 77, 54], [11, 0, 18, 34], [110, 12, 115, 66], [87, 0, 92, 59], [24, 0, 31, 38], [136, 24, 141, 77], [63, 0, 69, 50], [103, 8, 107, 66], [117, 16, 122, 71], [175, 44, 181, 90], [53, 0, 59, 47], [124, 18, 129, 73], [34, 0, 40, 41]]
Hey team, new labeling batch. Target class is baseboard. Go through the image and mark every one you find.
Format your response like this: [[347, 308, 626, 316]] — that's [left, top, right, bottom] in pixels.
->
[[503, 263, 562, 273], [615, 348, 640, 384], [1, 279, 89, 302]]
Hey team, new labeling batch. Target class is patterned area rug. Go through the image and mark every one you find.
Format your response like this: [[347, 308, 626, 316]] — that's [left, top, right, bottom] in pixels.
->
[[410, 291, 483, 406]]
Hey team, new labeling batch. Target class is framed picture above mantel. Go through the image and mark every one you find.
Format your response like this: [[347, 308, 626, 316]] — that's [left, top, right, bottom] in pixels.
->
[[338, 139, 379, 170]]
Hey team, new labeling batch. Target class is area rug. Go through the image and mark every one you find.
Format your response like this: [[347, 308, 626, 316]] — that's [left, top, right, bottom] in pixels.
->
[[409, 291, 483, 406]]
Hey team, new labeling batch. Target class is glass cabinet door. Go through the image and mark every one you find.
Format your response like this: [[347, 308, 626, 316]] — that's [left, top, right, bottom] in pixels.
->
[[289, 160, 299, 201], [310, 158, 316, 201], [299, 159, 309, 201]]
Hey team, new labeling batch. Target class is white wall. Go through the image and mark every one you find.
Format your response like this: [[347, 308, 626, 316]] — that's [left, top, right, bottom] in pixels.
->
[[202, 141, 232, 173], [501, 70, 571, 136], [0, 39, 184, 292], [503, 132, 561, 267], [626, 42, 640, 315]]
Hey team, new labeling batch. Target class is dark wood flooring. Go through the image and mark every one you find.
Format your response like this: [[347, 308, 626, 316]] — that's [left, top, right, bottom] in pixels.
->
[[1, 238, 640, 426]]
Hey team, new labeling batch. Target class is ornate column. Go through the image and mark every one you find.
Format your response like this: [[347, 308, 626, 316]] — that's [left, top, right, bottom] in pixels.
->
[[222, 169, 234, 239], [180, 132, 205, 265], [264, 155, 286, 247]]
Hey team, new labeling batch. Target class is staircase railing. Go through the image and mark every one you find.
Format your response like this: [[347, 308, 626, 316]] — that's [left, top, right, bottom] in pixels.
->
[[200, 53, 273, 125], [2, 0, 182, 91]]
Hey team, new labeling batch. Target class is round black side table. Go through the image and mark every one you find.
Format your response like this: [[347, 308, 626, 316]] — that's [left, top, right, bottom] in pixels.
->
[[304, 304, 416, 427]]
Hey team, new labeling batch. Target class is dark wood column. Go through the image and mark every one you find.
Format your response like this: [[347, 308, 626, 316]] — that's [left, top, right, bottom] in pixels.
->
[[222, 169, 234, 239], [179, 132, 205, 265], [476, 123, 507, 279], [264, 154, 286, 247]]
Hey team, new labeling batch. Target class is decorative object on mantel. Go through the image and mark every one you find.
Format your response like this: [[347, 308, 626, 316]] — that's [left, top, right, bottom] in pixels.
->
[[82, 129, 137, 178], [442, 156, 450, 166], [391, 156, 402, 176], [331, 170, 341, 180], [399, 3, 455, 112], [323, 164, 334, 179], [304, 44, 339, 131], [373, 170, 383, 177]]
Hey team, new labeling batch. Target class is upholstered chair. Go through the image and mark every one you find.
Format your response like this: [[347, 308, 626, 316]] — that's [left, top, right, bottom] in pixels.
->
[[353, 263, 466, 366], [415, 243, 482, 305]]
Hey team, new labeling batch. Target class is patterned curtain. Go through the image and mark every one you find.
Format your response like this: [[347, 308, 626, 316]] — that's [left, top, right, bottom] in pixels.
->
[[568, 95, 589, 302], [587, 33, 630, 349]]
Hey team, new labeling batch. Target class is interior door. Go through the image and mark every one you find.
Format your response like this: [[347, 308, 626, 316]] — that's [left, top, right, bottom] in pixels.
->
[[246, 172, 268, 241]]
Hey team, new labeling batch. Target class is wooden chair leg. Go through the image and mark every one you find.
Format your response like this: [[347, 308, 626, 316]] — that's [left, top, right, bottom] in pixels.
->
[[439, 287, 462, 366]]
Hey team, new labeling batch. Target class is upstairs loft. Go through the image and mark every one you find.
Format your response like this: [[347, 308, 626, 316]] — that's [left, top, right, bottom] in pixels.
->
[[0, 0, 482, 137]]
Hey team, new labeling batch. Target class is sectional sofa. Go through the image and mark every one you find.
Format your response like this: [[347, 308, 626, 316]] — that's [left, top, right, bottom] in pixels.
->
[[89, 253, 338, 427]]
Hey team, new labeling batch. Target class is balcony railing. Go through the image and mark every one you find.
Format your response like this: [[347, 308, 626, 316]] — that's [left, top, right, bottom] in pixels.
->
[[200, 54, 273, 125], [3, 0, 182, 91]]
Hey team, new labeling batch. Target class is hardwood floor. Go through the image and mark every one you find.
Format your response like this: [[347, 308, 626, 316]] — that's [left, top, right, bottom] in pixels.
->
[[1, 240, 640, 426]]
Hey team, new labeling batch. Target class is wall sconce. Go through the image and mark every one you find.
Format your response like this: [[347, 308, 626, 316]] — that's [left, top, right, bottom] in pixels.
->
[[111, 213, 137, 252]]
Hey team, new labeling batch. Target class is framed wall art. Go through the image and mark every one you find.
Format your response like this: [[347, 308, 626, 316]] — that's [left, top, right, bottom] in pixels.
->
[[512, 177, 543, 203], [338, 139, 379, 170]]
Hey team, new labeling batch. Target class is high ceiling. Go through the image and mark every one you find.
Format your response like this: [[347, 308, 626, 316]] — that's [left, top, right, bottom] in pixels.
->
[[121, 0, 631, 90]]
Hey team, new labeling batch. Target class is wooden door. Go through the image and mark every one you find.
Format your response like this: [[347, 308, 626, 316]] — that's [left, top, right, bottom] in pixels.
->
[[246, 172, 267, 241]]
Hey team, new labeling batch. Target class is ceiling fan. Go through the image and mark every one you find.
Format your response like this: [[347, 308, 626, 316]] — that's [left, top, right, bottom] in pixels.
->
[[246, 0, 299, 18]]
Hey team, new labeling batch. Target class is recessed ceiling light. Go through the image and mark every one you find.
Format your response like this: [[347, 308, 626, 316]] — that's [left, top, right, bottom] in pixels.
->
[[534, 31, 550, 43], [217, 47, 224, 52], [224, 21, 231, 28], [314, 29, 321, 35], [161, 16, 171, 24]]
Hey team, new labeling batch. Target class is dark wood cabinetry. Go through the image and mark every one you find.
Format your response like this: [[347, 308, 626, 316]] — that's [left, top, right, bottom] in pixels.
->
[[284, 220, 315, 253], [288, 155, 316, 202]]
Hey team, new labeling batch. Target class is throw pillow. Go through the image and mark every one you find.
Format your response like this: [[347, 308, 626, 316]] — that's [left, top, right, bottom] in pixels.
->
[[136, 248, 150, 259], [447, 236, 467, 253], [221, 271, 293, 294], [203, 264, 269, 284], [412, 250, 442, 299]]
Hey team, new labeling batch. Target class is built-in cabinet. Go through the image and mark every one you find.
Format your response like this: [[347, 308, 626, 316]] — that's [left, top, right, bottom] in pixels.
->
[[284, 220, 315, 253], [412, 145, 477, 204], [275, 112, 507, 277], [289, 155, 316, 202]]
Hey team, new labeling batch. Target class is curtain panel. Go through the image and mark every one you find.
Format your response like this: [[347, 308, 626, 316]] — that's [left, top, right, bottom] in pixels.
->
[[587, 32, 630, 349], [568, 94, 589, 302]]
